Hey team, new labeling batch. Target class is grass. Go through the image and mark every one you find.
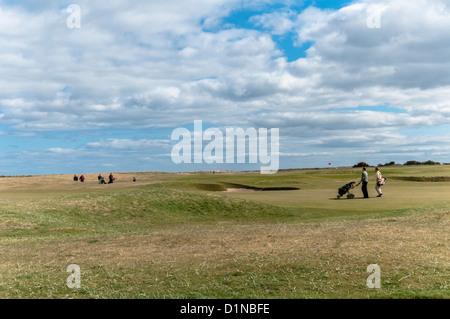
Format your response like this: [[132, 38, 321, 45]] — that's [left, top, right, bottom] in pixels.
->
[[0, 167, 448, 299]]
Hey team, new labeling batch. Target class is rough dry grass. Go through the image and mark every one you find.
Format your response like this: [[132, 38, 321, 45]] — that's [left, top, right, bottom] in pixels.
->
[[0, 209, 448, 298], [2, 210, 447, 268], [0, 167, 449, 299]]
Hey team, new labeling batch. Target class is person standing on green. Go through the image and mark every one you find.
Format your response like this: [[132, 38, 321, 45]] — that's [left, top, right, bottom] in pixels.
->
[[356, 167, 369, 198], [375, 167, 383, 197]]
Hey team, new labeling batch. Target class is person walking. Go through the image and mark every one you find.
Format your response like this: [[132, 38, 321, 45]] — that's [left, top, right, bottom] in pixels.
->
[[375, 167, 383, 197], [356, 167, 369, 198]]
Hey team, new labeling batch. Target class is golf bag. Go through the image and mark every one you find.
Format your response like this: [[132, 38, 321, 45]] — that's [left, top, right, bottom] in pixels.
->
[[337, 182, 356, 199]]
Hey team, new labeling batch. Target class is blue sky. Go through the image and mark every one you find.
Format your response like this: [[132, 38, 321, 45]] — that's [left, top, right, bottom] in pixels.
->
[[1, 0, 450, 175]]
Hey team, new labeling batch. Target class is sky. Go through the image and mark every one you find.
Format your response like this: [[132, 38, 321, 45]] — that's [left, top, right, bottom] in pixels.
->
[[1, 0, 450, 175]]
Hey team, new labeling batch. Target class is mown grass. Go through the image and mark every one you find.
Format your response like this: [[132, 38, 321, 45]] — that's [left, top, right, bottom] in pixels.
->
[[0, 166, 448, 299]]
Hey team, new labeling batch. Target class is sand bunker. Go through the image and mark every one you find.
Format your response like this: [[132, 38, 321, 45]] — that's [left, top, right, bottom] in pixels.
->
[[225, 188, 257, 193], [191, 182, 300, 192], [224, 186, 300, 192]]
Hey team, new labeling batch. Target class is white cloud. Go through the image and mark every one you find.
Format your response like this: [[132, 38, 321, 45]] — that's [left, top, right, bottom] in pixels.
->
[[251, 9, 297, 35], [45, 148, 77, 154], [0, 0, 450, 173], [87, 139, 169, 150]]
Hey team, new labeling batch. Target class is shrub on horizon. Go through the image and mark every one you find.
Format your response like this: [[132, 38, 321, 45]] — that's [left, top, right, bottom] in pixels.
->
[[353, 162, 370, 168], [378, 161, 396, 167]]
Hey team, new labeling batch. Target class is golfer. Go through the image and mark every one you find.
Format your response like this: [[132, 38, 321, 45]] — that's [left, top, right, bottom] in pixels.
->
[[356, 167, 369, 198], [375, 167, 383, 197]]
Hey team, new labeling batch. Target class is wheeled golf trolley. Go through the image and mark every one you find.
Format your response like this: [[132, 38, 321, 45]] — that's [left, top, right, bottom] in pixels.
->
[[337, 182, 356, 199]]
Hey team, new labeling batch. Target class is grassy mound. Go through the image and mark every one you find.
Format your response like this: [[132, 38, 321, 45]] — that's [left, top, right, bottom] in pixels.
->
[[0, 184, 298, 241]]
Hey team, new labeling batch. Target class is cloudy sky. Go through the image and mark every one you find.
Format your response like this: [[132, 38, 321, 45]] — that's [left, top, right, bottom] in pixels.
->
[[1, 0, 450, 175]]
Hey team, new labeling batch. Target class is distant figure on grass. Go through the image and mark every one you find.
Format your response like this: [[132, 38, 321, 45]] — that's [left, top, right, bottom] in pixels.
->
[[108, 173, 115, 184], [80, 175, 85, 183], [356, 167, 369, 198], [100, 177, 107, 184], [375, 167, 385, 197], [98, 174, 103, 184], [133, 177, 136, 182], [73, 175, 79, 182]]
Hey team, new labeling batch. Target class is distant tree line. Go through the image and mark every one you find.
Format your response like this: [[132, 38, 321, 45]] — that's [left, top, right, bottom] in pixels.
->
[[353, 162, 371, 168], [403, 160, 441, 166], [353, 160, 441, 168], [378, 161, 396, 167]]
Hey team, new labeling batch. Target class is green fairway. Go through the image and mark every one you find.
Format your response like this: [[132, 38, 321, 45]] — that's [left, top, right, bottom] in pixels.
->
[[0, 166, 448, 299]]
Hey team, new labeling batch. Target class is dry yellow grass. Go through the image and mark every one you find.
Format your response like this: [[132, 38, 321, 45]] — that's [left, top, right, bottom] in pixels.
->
[[2, 210, 447, 267], [0, 210, 447, 297], [0, 169, 448, 298]]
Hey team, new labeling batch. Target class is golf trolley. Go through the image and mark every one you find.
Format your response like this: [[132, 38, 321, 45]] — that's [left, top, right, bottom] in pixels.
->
[[337, 182, 356, 199]]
